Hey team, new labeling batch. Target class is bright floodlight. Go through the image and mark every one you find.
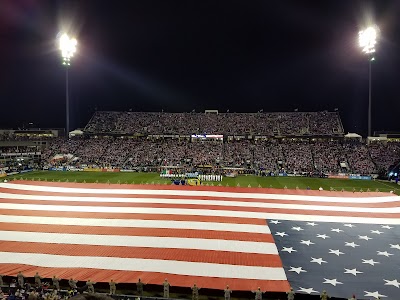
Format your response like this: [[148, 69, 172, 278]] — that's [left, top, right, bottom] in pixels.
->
[[59, 33, 77, 66], [359, 26, 377, 54]]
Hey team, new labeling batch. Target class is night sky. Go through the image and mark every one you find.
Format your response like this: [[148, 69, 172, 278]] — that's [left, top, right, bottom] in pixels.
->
[[0, 1, 399, 136]]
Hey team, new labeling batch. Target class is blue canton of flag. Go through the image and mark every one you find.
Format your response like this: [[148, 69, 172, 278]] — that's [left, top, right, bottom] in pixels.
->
[[269, 219, 400, 300]]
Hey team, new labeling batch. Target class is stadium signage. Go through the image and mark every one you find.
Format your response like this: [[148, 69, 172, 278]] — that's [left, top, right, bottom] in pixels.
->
[[349, 175, 372, 180], [49, 167, 66, 171], [191, 134, 223, 139], [328, 174, 349, 179]]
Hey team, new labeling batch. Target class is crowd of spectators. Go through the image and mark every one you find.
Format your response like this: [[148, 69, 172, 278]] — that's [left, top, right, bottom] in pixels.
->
[[84, 111, 344, 136], [368, 141, 400, 173], [40, 137, 400, 175], [343, 143, 377, 174], [311, 141, 347, 173], [280, 140, 314, 173], [253, 140, 282, 171]]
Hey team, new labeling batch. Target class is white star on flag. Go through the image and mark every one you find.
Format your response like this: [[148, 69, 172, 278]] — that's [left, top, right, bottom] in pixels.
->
[[329, 249, 344, 256], [306, 222, 318, 226], [331, 228, 343, 233], [288, 266, 306, 274], [281, 247, 297, 253], [377, 251, 393, 257], [344, 268, 363, 276], [384, 279, 400, 288], [345, 242, 360, 248], [359, 235, 373, 241], [381, 225, 393, 229], [297, 287, 318, 294], [371, 230, 384, 235], [292, 226, 304, 231], [364, 291, 387, 298], [300, 240, 315, 246], [390, 244, 400, 250], [344, 224, 355, 228], [269, 220, 281, 224], [323, 278, 343, 286], [316, 234, 330, 239], [275, 232, 288, 237], [362, 258, 380, 266], [310, 257, 327, 265]]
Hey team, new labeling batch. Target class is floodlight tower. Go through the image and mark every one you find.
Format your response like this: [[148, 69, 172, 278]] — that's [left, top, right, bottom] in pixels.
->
[[59, 33, 77, 138], [358, 26, 377, 137]]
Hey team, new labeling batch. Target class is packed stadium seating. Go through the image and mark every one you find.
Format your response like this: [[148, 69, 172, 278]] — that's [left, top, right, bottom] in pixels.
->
[[41, 136, 400, 175], [84, 111, 344, 136], [2, 111, 400, 176]]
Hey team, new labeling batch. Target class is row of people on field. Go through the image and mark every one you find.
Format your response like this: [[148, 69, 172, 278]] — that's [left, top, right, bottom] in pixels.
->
[[2, 274, 372, 300]]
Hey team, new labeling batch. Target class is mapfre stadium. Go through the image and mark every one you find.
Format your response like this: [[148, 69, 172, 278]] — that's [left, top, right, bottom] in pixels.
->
[[0, 110, 400, 300]]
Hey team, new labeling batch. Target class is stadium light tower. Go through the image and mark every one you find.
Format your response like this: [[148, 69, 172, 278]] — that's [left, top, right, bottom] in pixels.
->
[[59, 33, 77, 138], [358, 26, 378, 137]]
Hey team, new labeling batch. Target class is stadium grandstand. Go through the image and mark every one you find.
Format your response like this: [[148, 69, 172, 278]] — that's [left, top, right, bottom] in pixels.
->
[[1, 111, 400, 178]]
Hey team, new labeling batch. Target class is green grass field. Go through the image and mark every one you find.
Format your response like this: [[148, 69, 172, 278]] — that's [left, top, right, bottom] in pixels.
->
[[6, 170, 400, 194]]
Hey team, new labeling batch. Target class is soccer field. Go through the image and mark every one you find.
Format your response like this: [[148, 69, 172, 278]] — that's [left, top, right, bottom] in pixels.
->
[[6, 171, 400, 194]]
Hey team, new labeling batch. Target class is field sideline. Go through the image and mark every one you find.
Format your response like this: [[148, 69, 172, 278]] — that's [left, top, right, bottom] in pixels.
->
[[5, 171, 400, 194]]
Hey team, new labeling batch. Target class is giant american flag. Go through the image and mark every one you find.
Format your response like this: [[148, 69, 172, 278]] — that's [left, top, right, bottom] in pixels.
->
[[0, 181, 399, 299]]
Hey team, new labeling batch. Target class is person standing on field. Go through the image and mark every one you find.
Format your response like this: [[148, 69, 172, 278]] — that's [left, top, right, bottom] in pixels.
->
[[52, 276, 60, 290], [17, 271, 25, 287], [163, 279, 170, 298], [191, 283, 200, 300], [109, 279, 117, 295], [224, 285, 232, 300]]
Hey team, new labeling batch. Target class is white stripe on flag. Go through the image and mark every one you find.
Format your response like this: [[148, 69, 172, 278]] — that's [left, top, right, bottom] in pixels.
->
[[0, 231, 278, 254], [0, 252, 287, 280], [1, 183, 397, 203], [0, 215, 270, 233], [1, 203, 400, 224], [2, 193, 400, 212]]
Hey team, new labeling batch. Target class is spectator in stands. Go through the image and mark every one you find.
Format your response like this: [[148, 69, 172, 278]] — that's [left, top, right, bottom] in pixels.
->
[[67, 293, 113, 300]]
